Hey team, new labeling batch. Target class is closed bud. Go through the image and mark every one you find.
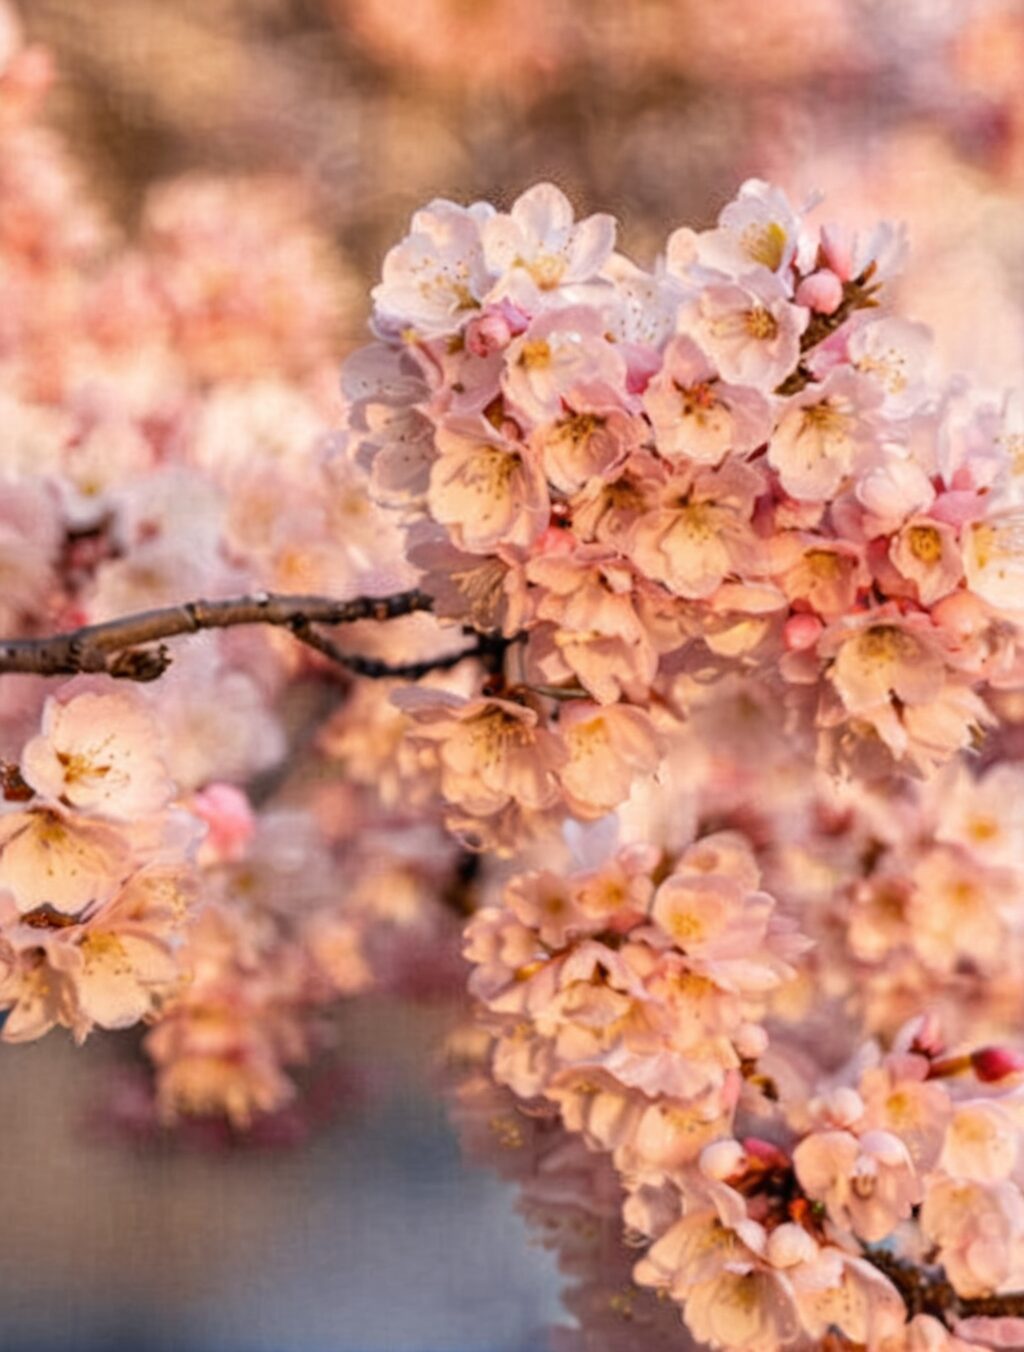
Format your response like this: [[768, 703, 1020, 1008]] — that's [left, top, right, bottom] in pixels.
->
[[972, 1046, 1024, 1082]]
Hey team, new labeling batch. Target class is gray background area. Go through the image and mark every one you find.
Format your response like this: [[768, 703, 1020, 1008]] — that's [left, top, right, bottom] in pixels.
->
[[0, 999, 564, 1351]]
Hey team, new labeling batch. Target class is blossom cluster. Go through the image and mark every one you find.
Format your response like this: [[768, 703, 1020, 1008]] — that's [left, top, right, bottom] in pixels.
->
[[463, 825, 1024, 1350], [463, 833, 805, 1212], [0, 688, 201, 1042], [345, 177, 1024, 864]]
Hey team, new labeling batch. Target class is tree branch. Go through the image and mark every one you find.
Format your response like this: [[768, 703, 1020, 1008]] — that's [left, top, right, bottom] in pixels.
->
[[0, 590, 435, 681], [287, 618, 509, 682], [864, 1247, 1024, 1325]]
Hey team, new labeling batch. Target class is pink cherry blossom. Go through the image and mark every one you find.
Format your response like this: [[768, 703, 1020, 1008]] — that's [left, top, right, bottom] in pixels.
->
[[21, 689, 174, 821]]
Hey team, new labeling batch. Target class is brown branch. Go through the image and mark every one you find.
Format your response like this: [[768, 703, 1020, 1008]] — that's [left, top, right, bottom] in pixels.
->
[[0, 590, 434, 681], [288, 618, 510, 682], [864, 1247, 1024, 1326]]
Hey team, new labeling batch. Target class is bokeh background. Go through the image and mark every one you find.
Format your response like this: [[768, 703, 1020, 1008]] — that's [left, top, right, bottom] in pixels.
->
[[3, 1, 1024, 1348]]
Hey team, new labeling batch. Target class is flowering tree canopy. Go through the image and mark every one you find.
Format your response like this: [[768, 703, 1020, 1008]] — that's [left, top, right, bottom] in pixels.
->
[[8, 7, 1024, 1346]]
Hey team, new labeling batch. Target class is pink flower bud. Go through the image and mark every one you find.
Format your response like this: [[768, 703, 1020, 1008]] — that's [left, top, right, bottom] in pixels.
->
[[929, 489, 983, 528], [796, 269, 843, 315], [742, 1137, 790, 1170], [465, 312, 512, 358], [784, 613, 823, 652], [192, 782, 255, 864], [819, 224, 855, 281], [908, 1013, 945, 1059], [931, 590, 987, 639], [621, 341, 662, 395], [814, 1086, 865, 1129], [972, 1046, 1024, 1082]]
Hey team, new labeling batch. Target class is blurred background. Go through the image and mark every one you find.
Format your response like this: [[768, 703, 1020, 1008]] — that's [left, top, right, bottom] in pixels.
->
[[4, 1, 1024, 1348], [17, 0, 1024, 379]]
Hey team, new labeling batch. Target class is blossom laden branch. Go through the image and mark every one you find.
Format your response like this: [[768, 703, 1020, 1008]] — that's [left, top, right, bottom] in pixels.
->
[[0, 590, 436, 681]]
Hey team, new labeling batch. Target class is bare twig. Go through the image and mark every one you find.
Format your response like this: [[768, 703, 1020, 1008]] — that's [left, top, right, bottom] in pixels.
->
[[287, 618, 502, 682], [0, 590, 434, 681]]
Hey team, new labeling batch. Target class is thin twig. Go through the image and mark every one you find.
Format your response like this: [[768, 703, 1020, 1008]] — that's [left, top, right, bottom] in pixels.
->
[[0, 590, 434, 681], [288, 618, 499, 681]]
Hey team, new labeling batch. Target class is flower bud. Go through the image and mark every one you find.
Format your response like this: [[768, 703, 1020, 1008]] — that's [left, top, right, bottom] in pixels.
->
[[700, 1138, 747, 1180], [813, 1086, 865, 1129], [465, 311, 512, 358], [735, 1023, 769, 1059], [767, 1223, 817, 1268], [784, 613, 823, 652], [972, 1046, 1024, 1083], [796, 269, 843, 315]]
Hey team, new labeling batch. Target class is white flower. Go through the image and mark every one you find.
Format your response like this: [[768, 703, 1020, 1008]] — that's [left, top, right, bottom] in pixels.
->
[[963, 511, 1024, 615], [0, 807, 134, 916], [427, 427, 549, 553]]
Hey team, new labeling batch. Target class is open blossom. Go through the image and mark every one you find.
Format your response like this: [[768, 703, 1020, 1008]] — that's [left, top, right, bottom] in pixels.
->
[[372, 198, 495, 339], [525, 549, 659, 704], [395, 689, 566, 818], [920, 1178, 1024, 1298], [503, 305, 627, 427], [963, 512, 1024, 615], [679, 270, 808, 391], [556, 702, 663, 820], [20, 689, 174, 820], [773, 535, 868, 617], [0, 815, 200, 1043], [941, 1101, 1021, 1184], [692, 179, 802, 282], [768, 369, 881, 501], [934, 763, 1024, 870], [890, 516, 964, 605], [534, 389, 642, 494], [482, 182, 616, 305], [847, 317, 934, 420], [629, 460, 764, 599], [827, 615, 947, 716], [427, 426, 549, 553], [643, 336, 773, 466], [793, 1127, 920, 1242], [0, 805, 135, 915]]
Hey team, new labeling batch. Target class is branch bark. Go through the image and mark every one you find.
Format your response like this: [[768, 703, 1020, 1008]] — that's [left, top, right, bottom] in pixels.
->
[[864, 1247, 1024, 1326], [0, 590, 435, 681]]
